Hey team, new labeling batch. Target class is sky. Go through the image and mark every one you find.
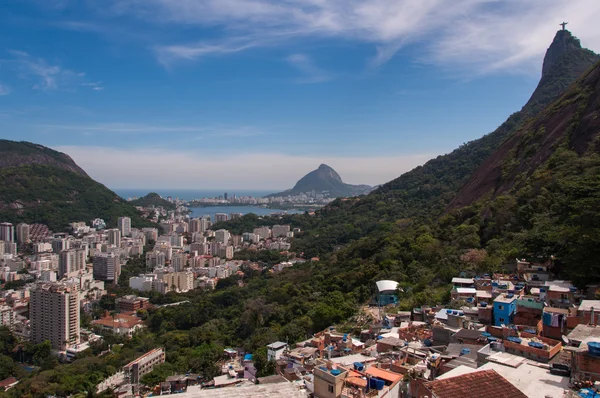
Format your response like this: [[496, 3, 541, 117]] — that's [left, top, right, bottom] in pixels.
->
[[1, 1, 600, 190]]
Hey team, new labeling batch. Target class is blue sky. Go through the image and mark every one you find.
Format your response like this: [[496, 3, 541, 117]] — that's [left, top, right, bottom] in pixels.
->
[[1, 0, 599, 189]]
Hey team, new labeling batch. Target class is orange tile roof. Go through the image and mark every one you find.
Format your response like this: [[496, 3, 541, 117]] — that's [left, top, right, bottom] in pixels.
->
[[365, 366, 402, 384], [424, 369, 527, 398], [92, 313, 143, 329]]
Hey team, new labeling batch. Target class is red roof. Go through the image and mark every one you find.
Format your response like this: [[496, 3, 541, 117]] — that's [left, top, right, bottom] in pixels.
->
[[424, 369, 527, 398], [0, 377, 18, 388]]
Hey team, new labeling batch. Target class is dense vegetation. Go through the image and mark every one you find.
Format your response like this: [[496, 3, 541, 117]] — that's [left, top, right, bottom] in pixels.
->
[[129, 193, 176, 210], [0, 165, 154, 231], [2, 31, 600, 398]]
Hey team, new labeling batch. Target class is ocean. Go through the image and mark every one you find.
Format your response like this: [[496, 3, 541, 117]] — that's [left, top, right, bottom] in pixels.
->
[[113, 189, 275, 201]]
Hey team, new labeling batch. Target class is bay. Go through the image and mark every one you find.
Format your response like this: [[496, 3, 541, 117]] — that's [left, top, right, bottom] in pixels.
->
[[189, 205, 303, 220], [113, 189, 275, 201]]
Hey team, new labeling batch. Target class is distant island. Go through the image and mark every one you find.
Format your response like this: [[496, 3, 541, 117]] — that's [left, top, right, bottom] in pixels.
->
[[266, 164, 373, 198]]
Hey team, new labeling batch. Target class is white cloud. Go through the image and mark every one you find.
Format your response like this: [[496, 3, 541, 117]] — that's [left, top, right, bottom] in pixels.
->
[[81, 81, 104, 91], [54, 145, 434, 189], [286, 53, 331, 83], [0, 83, 10, 96], [107, 0, 600, 72], [5, 51, 102, 91], [38, 122, 266, 138]]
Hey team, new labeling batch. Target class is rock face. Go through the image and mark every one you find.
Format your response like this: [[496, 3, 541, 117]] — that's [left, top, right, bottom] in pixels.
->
[[267, 164, 372, 198], [542, 30, 584, 76], [449, 60, 600, 209]]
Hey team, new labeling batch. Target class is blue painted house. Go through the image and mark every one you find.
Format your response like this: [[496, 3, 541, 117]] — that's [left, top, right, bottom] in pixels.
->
[[493, 293, 517, 326]]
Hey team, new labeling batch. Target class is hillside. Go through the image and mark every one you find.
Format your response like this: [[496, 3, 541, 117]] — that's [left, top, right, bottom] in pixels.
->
[[279, 30, 600, 257], [450, 59, 600, 208], [129, 192, 176, 210], [267, 164, 372, 198], [0, 141, 154, 231]]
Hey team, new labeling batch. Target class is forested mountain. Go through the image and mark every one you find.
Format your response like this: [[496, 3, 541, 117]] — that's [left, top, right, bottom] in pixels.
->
[[0, 140, 153, 231], [129, 192, 176, 210], [281, 30, 600, 257], [267, 164, 372, 198]]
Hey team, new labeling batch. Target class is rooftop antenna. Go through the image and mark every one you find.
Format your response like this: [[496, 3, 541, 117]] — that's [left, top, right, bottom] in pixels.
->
[[560, 21, 568, 31]]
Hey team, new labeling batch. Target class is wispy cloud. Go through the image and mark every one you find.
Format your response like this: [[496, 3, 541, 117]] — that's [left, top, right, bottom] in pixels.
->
[[38, 122, 265, 138], [55, 145, 435, 189], [4, 51, 102, 91], [286, 53, 331, 83], [103, 0, 600, 73], [0, 83, 10, 96], [81, 81, 104, 91]]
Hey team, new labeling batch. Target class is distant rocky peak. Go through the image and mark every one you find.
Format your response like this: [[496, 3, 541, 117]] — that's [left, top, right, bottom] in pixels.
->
[[542, 29, 583, 76]]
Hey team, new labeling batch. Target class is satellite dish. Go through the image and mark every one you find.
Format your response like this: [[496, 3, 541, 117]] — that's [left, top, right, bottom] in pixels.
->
[[562, 335, 570, 345]]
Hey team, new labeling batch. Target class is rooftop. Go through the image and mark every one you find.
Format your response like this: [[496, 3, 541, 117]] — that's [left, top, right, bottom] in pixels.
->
[[425, 369, 527, 398], [494, 294, 517, 304], [455, 287, 476, 294], [452, 277, 474, 285], [365, 366, 403, 384], [567, 324, 600, 344], [266, 341, 288, 350], [579, 300, 600, 312]]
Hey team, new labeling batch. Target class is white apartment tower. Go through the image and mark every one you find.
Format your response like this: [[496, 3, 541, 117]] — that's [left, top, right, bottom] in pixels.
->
[[215, 229, 230, 244], [118, 217, 132, 237], [0, 223, 14, 242], [30, 282, 80, 350], [58, 248, 87, 278]]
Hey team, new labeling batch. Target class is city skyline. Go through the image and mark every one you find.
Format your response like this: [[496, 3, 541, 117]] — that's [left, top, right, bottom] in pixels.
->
[[1, 1, 600, 188]]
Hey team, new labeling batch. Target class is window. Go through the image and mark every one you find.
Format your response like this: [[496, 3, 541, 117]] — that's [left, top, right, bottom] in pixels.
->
[[561, 294, 568, 300], [328, 384, 334, 393], [498, 305, 504, 311], [499, 317, 505, 323]]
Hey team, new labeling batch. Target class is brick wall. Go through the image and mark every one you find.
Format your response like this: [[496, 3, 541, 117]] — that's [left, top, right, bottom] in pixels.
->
[[574, 351, 600, 382]]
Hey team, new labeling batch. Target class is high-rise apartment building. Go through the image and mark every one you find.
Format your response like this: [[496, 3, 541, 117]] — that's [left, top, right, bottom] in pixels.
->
[[189, 218, 201, 233], [215, 229, 230, 244], [215, 213, 228, 223], [171, 251, 187, 272], [93, 252, 120, 283], [200, 216, 211, 232], [107, 229, 122, 246], [30, 282, 80, 350], [272, 225, 291, 238], [0, 223, 14, 242], [15, 223, 29, 245], [52, 238, 70, 254], [59, 248, 87, 278], [118, 217, 132, 237]]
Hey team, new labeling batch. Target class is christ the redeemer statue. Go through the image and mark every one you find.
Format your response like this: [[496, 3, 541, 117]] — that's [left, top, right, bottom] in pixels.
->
[[560, 21, 568, 30]]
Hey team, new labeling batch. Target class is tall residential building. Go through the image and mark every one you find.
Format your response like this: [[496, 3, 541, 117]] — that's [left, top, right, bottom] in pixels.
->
[[163, 271, 194, 292], [59, 248, 87, 278], [200, 216, 211, 232], [52, 238, 70, 253], [189, 218, 201, 233], [215, 229, 230, 244], [215, 213, 228, 223], [107, 229, 122, 246], [146, 251, 166, 269], [272, 225, 291, 238], [0, 223, 14, 242], [224, 192, 228, 201], [253, 227, 271, 240], [93, 252, 120, 283], [0, 306, 15, 331], [171, 251, 187, 272], [230, 213, 243, 220], [30, 282, 80, 350], [3, 242, 17, 256], [118, 217, 132, 237], [15, 223, 29, 245]]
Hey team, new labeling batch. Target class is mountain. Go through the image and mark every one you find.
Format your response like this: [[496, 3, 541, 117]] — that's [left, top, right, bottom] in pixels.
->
[[0, 140, 154, 231], [450, 58, 600, 208], [129, 192, 176, 210], [282, 30, 600, 257], [267, 164, 373, 198]]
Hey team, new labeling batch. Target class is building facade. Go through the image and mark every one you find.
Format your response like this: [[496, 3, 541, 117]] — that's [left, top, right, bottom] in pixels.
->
[[30, 282, 80, 350]]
